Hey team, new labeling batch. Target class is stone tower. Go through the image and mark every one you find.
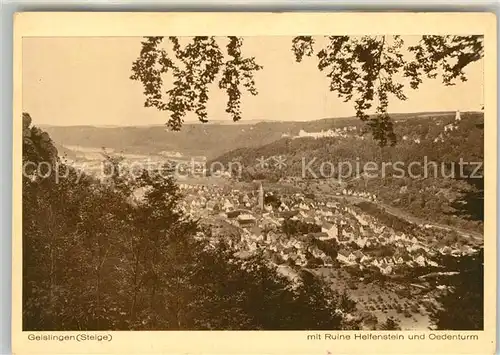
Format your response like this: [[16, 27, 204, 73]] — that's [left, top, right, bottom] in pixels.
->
[[258, 182, 264, 211]]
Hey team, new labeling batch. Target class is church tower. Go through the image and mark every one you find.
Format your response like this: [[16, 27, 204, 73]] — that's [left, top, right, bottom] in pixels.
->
[[258, 182, 264, 211]]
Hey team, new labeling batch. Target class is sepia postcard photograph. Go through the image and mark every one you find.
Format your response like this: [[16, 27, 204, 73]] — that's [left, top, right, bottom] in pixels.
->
[[12, 12, 497, 354]]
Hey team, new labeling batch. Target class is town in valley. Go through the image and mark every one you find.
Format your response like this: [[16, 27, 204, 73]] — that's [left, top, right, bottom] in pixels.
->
[[47, 109, 484, 331]]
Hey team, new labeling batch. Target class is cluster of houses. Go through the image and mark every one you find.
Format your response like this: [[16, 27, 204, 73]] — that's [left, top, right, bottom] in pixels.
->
[[284, 111, 464, 146], [179, 182, 478, 280], [177, 183, 259, 218]]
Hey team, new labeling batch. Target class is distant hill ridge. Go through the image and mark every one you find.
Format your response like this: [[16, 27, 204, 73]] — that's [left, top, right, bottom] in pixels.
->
[[40, 111, 477, 159], [39, 111, 461, 129]]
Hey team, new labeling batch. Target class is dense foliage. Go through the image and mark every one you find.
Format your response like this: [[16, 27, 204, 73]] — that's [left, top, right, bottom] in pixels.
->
[[429, 249, 484, 330]]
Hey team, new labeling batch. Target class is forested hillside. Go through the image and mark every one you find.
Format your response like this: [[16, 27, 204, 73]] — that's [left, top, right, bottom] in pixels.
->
[[41, 111, 456, 159], [212, 112, 484, 233]]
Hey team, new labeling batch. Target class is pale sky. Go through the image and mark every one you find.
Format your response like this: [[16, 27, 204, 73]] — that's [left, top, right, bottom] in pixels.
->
[[23, 36, 484, 126]]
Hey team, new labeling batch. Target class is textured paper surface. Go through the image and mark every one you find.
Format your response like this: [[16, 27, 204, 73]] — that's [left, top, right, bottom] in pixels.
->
[[12, 12, 497, 354]]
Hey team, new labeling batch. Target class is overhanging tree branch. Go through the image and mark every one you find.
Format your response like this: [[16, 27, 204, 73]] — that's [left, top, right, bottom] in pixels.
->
[[130, 36, 262, 131], [291, 35, 483, 146], [131, 35, 483, 147]]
